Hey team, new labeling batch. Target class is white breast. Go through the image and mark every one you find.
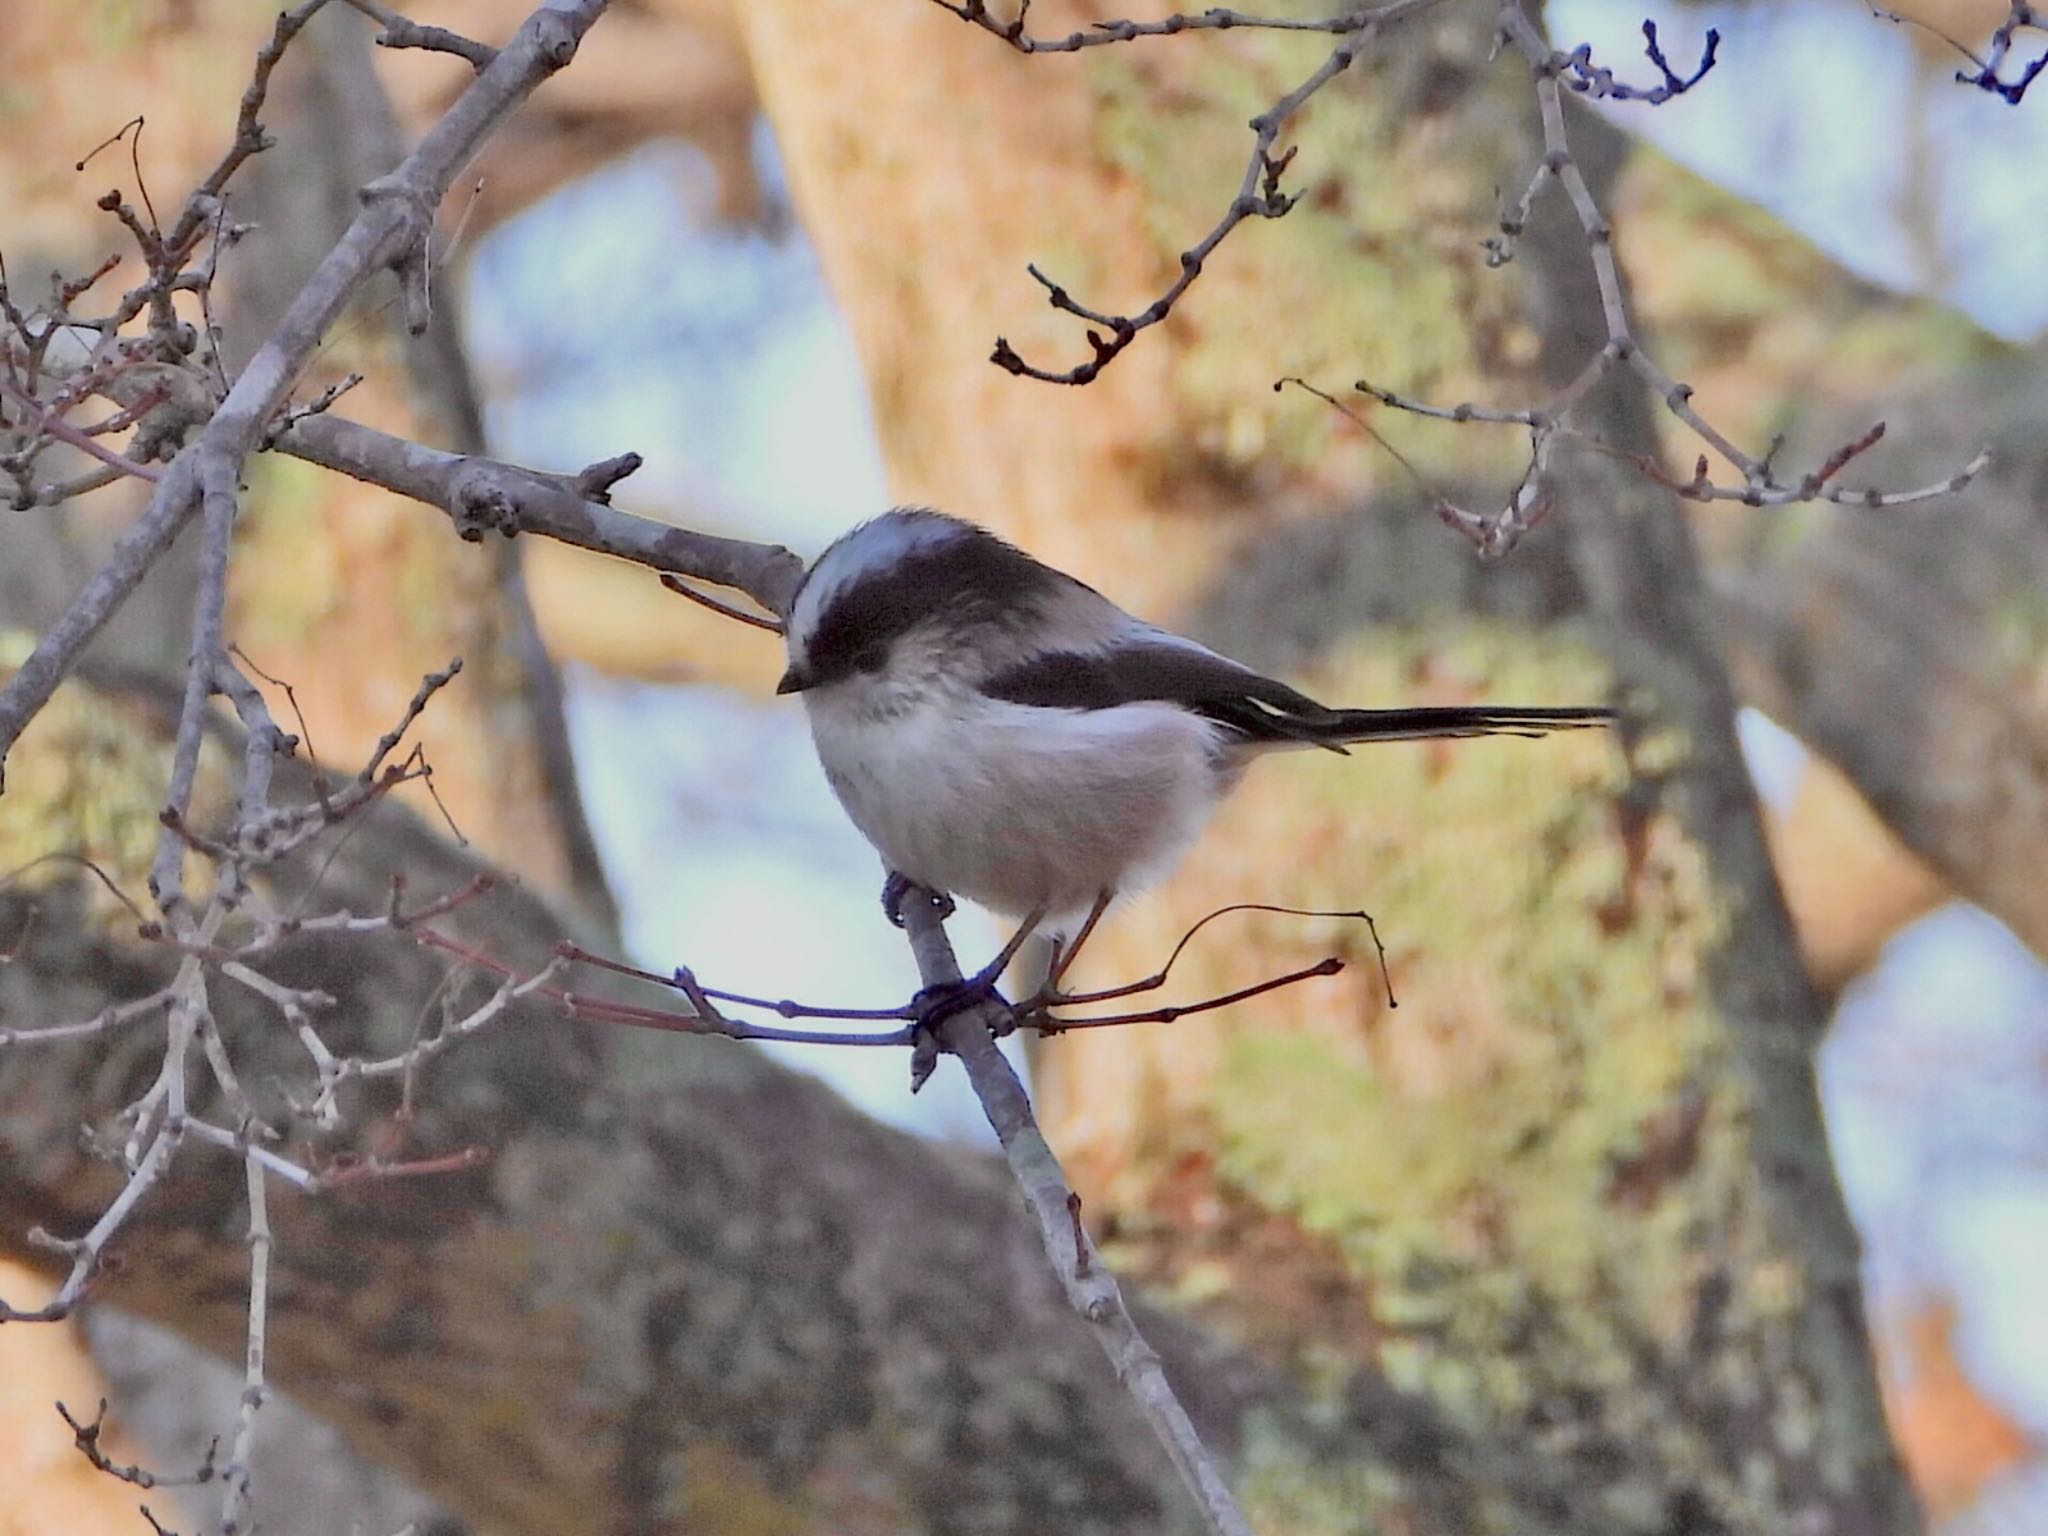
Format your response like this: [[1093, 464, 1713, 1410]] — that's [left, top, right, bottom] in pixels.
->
[[804, 678, 1228, 934]]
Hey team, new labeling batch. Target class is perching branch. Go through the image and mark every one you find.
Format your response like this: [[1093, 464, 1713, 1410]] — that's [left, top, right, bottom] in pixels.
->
[[898, 892, 1259, 1536]]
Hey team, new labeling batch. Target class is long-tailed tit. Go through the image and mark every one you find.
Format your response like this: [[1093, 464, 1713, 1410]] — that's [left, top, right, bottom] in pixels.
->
[[777, 508, 1610, 983]]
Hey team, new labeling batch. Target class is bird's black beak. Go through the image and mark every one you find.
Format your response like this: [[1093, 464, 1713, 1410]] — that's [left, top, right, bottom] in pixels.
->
[[775, 666, 810, 696]]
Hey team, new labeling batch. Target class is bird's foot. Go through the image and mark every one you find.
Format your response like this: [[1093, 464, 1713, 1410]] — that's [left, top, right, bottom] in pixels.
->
[[882, 871, 954, 930], [912, 974, 1004, 1030], [905, 971, 1012, 1092]]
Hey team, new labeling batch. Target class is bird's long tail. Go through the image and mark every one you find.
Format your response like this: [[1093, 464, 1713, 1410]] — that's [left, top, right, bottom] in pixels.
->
[[1287, 704, 1614, 751]]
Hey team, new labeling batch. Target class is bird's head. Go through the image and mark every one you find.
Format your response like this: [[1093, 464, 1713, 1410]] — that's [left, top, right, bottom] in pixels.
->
[[778, 507, 1072, 697]]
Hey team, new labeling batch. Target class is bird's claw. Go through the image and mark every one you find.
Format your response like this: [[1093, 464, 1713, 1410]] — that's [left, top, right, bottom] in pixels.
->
[[911, 976, 1001, 1031], [905, 975, 1009, 1092], [882, 872, 954, 930]]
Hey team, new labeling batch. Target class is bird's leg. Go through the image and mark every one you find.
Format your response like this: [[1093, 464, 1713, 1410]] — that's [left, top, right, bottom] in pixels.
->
[[1041, 889, 1114, 1004], [882, 870, 953, 930]]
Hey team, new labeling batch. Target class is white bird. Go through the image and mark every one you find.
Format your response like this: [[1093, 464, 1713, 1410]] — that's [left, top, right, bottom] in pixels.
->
[[777, 507, 1609, 990]]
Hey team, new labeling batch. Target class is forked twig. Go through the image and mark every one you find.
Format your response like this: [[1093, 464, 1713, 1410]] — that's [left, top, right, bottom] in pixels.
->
[[964, 0, 1459, 384], [56, 1399, 218, 1490], [1040, 899, 1393, 1011], [1040, 954, 1344, 1031]]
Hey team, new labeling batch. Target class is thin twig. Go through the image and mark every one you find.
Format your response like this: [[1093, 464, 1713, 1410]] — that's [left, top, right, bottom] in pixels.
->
[[1879, 1, 2048, 102], [931, 0, 1395, 50], [340, 0, 500, 68], [989, 31, 1362, 383], [0, 987, 176, 1049], [55, 1400, 217, 1490], [2, 971, 197, 1322], [147, 455, 239, 917], [0, 373, 165, 484], [217, 1147, 270, 1536], [659, 573, 785, 633]]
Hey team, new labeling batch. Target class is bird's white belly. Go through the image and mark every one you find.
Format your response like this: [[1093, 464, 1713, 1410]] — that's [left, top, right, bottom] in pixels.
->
[[806, 688, 1225, 930]]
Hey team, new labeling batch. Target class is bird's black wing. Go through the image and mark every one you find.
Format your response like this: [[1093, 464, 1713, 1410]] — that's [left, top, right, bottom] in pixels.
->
[[982, 641, 1611, 750], [981, 641, 1354, 749]]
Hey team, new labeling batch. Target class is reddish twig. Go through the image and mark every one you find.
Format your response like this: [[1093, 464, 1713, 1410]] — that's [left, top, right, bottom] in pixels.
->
[[55, 1400, 218, 1490], [0, 374, 165, 484], [658, 572, 785, 633], [1039, 955, 1344, 1032]]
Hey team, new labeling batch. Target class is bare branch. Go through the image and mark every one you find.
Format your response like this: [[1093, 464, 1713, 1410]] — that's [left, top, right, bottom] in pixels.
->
[[989, 35, 1348, 383], [1295, 3, 1991, 542], [260, 371, 363, 448], [1961, 1, 2046, 100], [0, 987, 176, 1049], [1879, 1, 2048, 102], [0, 373, 165, 484], [341, 0, 500, 69], [2, 971, 197, 1323], [147, 454, 239, 919], [275, 411, 807, 617], [0, 0, 612, 786], [1547, 19, 1720, 105], [55, 1399, 217, 1491], [217, 1149, 272, 1536], [931, 0, 1392, 51], [945, 0, 1460, 383], [1039, 954, 1342, 1030]]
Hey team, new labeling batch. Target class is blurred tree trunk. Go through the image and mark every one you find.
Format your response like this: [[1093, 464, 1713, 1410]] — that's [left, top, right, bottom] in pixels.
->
[[740, 3, 1921, 1532], [1766, 760, 1945, 1004]]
